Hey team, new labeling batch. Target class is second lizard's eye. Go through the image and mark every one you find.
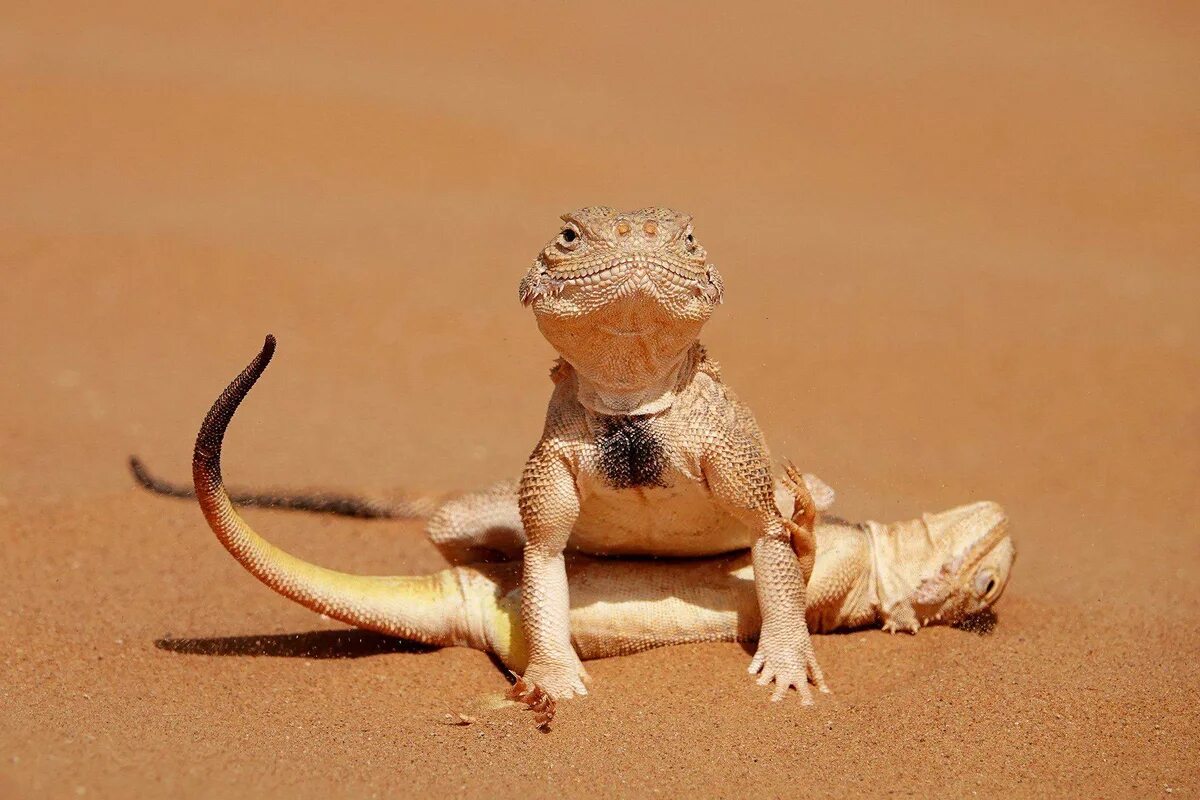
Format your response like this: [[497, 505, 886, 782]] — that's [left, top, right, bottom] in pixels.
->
[[561, 228, 577, 242], [974, 569, 998, 599]]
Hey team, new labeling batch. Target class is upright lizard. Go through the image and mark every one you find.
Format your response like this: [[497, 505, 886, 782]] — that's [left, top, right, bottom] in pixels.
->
[[514, 207, 822, 704], [188, 335, 1016, 726]]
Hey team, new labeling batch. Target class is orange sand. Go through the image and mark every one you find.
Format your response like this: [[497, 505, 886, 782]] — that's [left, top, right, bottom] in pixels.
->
[[1, 3, 1197, 797]]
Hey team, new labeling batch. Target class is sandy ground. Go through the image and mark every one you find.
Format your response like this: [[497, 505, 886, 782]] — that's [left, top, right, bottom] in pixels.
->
[[1, 2, 1197, 797]]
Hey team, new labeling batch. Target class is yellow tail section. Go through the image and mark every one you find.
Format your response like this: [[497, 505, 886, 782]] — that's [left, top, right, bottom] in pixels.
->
[[190, 335, 462, 647]]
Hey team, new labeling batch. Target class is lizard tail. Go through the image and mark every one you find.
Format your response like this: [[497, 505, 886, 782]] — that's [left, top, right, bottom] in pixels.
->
[[130, 456, 435, 520], [191, 335, 468, 647]]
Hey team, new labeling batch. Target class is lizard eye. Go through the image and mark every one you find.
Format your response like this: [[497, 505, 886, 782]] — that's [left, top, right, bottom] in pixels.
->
[[557, 224, 581, 249], [684, 231, 699, 252], [974, 569, 998, 599]]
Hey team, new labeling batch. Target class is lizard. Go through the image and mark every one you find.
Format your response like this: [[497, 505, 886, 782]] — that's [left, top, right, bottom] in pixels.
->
[[512, 206, 827, 705], [189, 335, 1016, 726]]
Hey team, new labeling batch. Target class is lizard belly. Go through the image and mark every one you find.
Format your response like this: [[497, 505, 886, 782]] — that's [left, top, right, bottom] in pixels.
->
[[569, 479, 752, 556]]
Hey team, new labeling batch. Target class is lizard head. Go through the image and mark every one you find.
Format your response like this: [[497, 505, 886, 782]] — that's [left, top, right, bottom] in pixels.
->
[[518, 207, 724, 396], [906, 501, 1016, 627]]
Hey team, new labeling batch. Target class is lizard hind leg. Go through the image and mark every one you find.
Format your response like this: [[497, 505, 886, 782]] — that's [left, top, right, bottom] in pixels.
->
[[427, 480, 526, 564], [779, 462, 832, 585]]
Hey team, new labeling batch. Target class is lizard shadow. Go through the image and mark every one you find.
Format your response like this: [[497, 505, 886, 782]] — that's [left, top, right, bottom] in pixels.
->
[[952, 608, 999, 635], [154, 629, 437, 659], [155, 608, 998, 663], [155, 630, 523, 714]]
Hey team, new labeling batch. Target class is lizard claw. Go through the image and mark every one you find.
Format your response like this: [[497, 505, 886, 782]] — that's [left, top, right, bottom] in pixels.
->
[[749, 627, 828, 704], [780, 460, 836, 519], [759, 667, 813, 705], [507, 659, 588, 728], [507, 676, 557, 729], [882, 606, 921, 634], [749, 653, 815, 705]]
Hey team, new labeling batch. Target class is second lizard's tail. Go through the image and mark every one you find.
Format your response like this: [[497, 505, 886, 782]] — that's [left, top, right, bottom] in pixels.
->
[[191, 335, 472, 647]]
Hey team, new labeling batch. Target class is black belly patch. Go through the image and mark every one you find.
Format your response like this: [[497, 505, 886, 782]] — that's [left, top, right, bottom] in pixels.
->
[[595, 415, 667, 489]]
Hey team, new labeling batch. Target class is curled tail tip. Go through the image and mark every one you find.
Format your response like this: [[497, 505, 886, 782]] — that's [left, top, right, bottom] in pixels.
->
[[250, 333, 277, 373], [247, 333, 277, 383], [194, 335, 278, 477], [245, 334, 277, 375]]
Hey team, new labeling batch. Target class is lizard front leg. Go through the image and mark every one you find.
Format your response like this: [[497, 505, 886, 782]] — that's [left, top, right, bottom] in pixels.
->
[[513, 442, 589, 703], [748, 518, 828, 702], [705, 452, 829, 703]]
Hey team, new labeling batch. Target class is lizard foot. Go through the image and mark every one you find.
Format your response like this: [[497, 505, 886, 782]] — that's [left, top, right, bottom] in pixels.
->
[[881, 602, 921, 634], [507, 676, 557, 729], [780, 460, 836, 519], [507, 659, 588, 728], [515, 658, 589, 700], [748, 632, 830, 703], [882, 617, 921, 634]]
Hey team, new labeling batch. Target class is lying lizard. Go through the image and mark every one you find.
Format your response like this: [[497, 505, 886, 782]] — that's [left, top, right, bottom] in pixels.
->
[[190, 335, 1015, 725]]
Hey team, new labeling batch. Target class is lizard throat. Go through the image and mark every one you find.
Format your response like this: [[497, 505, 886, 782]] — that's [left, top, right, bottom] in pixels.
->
[[863, 519, 929, 631], [571, 343, 701, 416]]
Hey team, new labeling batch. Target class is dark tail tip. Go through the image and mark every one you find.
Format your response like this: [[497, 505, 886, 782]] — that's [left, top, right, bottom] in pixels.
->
[[193, 335, 277, 483]]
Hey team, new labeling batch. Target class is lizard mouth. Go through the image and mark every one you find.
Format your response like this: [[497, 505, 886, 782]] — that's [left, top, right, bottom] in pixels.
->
[[522, 257, 721, 309], [554, 259, 706, 289]]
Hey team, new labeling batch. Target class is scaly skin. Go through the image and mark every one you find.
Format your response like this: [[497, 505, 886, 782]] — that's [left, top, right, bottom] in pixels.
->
[[188, 337, 1016, 726], [517, 207, 822, 704]]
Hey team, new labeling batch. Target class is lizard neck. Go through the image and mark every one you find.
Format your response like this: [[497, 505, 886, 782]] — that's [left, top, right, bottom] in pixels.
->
[[570, 341, 704, 416], [864, 517, 940, 632], [805, 521, 877, 632]]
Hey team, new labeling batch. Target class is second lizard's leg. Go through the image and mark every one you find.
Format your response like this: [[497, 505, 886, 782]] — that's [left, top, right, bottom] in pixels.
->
[[426, 480, 524, 563]]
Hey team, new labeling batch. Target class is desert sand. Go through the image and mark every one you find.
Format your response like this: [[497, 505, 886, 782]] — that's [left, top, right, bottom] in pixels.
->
[[1, 3, 1197, 797]]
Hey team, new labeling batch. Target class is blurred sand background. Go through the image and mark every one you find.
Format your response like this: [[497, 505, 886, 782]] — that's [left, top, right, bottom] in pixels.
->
[[1, 2, 1197, 797]]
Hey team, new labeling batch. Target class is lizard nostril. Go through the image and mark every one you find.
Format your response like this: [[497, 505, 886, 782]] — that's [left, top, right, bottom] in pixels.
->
[[616, 221, 631, 236], [643, 221, 657, 236]]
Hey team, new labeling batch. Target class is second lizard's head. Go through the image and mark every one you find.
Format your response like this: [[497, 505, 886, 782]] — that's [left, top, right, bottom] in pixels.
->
[[518, 207, 724, 394], [907, 501, 1017, 628]]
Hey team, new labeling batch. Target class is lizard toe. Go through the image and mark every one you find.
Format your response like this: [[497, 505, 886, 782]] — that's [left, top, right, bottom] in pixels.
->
[[507, 676, 558, 728]]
